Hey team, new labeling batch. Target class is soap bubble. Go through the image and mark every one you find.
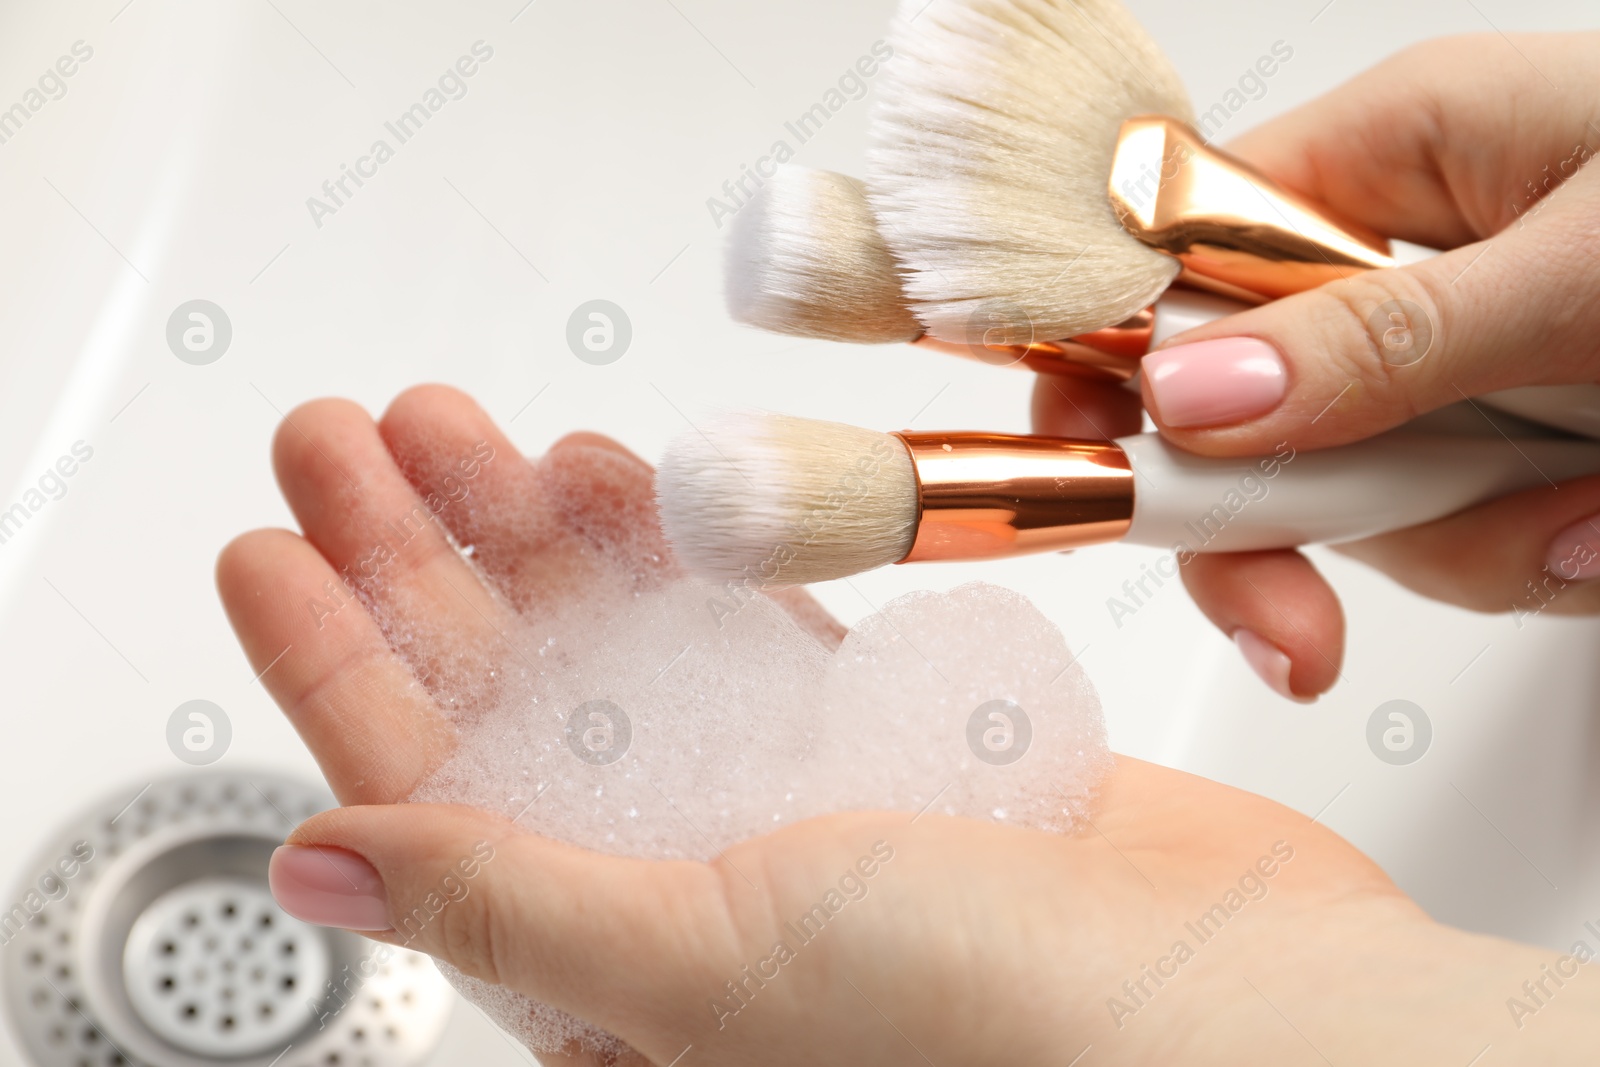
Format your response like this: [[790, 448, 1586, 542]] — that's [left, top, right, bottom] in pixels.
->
[[967, 699, 1032, 766], [356, 443, 1110, 1055], [564, 699, 631, 766]]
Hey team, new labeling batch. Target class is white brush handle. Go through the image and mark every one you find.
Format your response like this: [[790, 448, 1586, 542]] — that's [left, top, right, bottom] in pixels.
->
[[1149, 288, 1252, 345], [1116, 431, 1600, 552], [1389, 240, 1438, 266], [1467, 384, 1600, 439], [1148, 289, 1600, 441]]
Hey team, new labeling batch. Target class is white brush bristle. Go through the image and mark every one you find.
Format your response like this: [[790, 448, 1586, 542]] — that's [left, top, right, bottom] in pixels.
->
[[657, 413, 919, 585], [868, 0, 1194, 343], [725, 167, 923, 345]]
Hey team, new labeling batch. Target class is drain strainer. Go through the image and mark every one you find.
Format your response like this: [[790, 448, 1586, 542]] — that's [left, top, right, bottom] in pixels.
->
[[122, 877, 331, 1057], [1, 772, 454, 1067]]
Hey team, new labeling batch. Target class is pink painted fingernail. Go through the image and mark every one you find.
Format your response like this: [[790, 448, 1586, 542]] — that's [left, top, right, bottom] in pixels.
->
[[1545, 512, 1600, 581], [1144, 338, 1288, 428], [269, 846, 391, 931], [1234, 629, 1313, 704]]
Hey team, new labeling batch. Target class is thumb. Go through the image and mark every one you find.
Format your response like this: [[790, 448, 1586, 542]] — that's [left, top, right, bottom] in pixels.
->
[[1139, 161, 1600, 455], [268, 803, 739, 1058]]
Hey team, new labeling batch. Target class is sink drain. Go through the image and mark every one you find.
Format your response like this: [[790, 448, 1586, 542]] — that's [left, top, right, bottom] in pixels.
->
[[122, 877, 331, 1058], [1, 772, 453, 1067]]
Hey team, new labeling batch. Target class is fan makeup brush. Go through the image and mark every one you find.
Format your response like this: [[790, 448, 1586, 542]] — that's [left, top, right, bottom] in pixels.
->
[[865, 0, 1438, 345], [726, 166, 1600, 440]]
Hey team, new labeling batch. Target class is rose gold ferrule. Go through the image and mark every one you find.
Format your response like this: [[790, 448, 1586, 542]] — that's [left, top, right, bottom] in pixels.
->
[[1108, 115, 1400, 300], [912, 307, 1153, 383], [893, 432, 1134, 563]]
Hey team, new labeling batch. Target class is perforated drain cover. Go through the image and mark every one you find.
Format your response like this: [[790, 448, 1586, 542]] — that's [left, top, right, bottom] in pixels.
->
[[0, 772, 453, 1067], [122, 877, 331, 1057]]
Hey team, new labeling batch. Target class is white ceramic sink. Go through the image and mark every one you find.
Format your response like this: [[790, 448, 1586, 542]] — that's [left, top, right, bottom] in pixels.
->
[[1, 1, 1596, 1063]]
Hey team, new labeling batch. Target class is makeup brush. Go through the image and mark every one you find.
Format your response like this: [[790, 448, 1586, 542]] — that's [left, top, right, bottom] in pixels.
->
[[865, 0, 1435, 343], [728, 165, 1242, 382], [657, 413, 1600, 585], [865, 0, 1194, 344], [728, 167, 1600, 440], [724, 168, 922, 345]]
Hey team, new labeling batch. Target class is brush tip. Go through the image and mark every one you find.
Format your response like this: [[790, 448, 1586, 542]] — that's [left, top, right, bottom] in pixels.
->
[[657, 412, 920, 586], [724, 167, 924, 345]]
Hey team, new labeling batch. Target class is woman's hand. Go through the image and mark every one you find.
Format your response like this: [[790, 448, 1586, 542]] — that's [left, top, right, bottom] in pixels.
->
[[219, 385, 1591, 1065], [1035, 32, 1600, 701]]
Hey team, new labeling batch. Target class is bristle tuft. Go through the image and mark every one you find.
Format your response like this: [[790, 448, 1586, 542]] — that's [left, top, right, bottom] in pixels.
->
[[657, 413, 919, 585], [869, 0, 1193, 342], [725, 168, 924, 345]]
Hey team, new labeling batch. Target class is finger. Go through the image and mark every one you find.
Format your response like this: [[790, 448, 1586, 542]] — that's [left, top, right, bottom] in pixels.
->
[[272, 397, 512, 692], [377, 385, 673, 613], [541, 432, 847, 645], [550, 430, 654, 466], [378, 386, 850, 648], [216, 529, 452, 803], [271, 803, 737, 1062], [1030, 374, 1143, 441], [1180, 550, 1345, 701], [1222, 33, 1600, 243], [1334, 473, 1600, 616], [1139, 160, 1600, 455], [763, 586, 848, 648]]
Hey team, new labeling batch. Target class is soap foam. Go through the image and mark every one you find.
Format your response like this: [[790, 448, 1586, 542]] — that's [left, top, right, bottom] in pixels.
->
[[362, 444, 1111, 1057]]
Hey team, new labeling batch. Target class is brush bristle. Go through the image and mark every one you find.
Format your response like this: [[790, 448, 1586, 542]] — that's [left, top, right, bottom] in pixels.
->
[[725, 167, 924, 345], [657, 413, 919, 585], [868, 0, 1194, 343]]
